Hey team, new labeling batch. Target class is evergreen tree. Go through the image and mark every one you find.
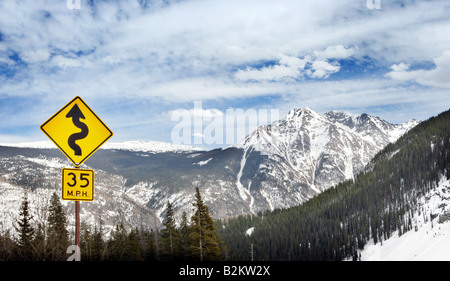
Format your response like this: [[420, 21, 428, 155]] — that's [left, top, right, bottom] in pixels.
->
[[106, 223, 127, 260], [80, 221, 92, 260], [141, 228, 158, 261], [33, 223, 46, 260], [126, 227, 143, 261], [0, 231, 14, 261], [90, 225, 105, 261], [189, 187, 222, 261], [179, 211, 190, 260], [14, 192, 35, 260], [160, 201, 181, 260], [46, 192, 69, 260]]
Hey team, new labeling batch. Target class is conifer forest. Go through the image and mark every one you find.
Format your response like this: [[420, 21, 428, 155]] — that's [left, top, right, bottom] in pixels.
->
[[0, 187, 224, 261]]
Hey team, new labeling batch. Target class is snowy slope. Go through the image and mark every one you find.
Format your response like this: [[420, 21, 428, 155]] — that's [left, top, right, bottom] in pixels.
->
[[0, 141, 56, 149], [360, 177, 450, 261], [0, 140, 202, 154], [102, 140, 202, 153], [0, 150, 160, 238]]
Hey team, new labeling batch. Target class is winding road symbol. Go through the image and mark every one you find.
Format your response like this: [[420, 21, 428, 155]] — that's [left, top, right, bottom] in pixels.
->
[[66, 104, 89, 156]]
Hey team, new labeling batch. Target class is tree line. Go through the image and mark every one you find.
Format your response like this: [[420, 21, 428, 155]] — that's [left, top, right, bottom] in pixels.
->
[[0, 187, 225, 261]]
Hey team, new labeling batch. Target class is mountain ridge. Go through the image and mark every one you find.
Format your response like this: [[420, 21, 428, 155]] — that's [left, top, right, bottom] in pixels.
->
[[0, 140, 203, 154], [0, 107, 420, 237], [234, 108, 419, 212]]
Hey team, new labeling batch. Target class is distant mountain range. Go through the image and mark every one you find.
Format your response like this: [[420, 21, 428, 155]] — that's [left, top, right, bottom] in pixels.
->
[[0, 108, 419, 235]]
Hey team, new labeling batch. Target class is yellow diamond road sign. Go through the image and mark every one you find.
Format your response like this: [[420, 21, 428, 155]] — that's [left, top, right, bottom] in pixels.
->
[[41, 96, 113, 167]]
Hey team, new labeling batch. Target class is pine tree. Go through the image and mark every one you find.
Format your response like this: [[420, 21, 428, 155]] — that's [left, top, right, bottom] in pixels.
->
[[14, 192, 35, 260], [160, 201, 181, 260], [189, 187, 222, 261], [106, 223, 127, 260], [80, 221, 92, 260], [33, 223, 46, 260], [0, 230, 14, 261], [179, 211, 190, 260], [46, 192, 69, 260], [141, 228, 158, 261], [126, 227, 143, 261], [90, 224, 105, 261]]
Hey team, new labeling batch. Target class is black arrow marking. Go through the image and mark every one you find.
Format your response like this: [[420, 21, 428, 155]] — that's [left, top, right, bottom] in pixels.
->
[[66, 104, 89, 156]]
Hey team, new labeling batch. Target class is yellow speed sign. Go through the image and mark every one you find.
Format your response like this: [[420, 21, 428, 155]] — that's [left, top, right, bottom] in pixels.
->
[[62, 168, 94, 201]]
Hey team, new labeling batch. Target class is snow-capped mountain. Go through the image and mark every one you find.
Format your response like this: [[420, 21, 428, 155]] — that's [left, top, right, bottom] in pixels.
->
[[234, 107, 419, 212], [0, 107, 419, 237]]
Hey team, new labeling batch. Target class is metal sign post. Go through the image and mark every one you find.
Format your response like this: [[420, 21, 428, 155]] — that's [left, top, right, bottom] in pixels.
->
[[75, 200, 80, 260], [74, 165, 80, 261]]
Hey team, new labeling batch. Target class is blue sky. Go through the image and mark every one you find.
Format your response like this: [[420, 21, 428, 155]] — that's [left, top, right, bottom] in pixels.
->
[[0, 0, 449, 149]]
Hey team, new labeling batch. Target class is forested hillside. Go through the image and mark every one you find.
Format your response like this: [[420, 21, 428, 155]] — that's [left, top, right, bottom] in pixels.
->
[[217, 109, 450, 261], [0, 187, 224, 261]]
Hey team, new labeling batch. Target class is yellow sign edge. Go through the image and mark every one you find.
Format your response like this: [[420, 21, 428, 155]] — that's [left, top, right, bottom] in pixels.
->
[[40, 96, 113, 167], [61, 168, 95, 202]]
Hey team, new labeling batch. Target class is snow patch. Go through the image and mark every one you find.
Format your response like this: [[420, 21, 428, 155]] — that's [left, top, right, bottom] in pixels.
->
[[103, 140, 203, 153], [0, 140, 202, 154], [246, 227, 255, 236], [360, 177, 450, 261], [194, 158, 212, 166]]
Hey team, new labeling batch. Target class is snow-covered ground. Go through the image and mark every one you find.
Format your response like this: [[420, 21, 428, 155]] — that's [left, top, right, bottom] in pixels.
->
[[0, 140, 202, 153], [102, 140, 202, 153], [360, 177, 450, 261], [361, 221, 450, 261]]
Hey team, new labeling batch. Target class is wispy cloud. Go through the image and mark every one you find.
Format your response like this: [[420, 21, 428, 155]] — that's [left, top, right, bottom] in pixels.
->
[[0, 0, 449, 145], [385, 51, 450, 88], [234, 45, 356, 82]]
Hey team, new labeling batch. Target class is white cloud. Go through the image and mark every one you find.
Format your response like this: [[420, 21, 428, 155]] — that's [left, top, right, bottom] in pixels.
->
[[20, 49, 50, 63], [234, 45, 351, 82], [235, 55, 310, 82], [309, 60, 340, 79], [313, 45, 356, 60], [389, 63, 410, 72], [0, 57, 15, 65], [51, 55, 82, 68], [189, 106, 223, 119], [385, 51, 450, 88], [0, 0, 450, 143]]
